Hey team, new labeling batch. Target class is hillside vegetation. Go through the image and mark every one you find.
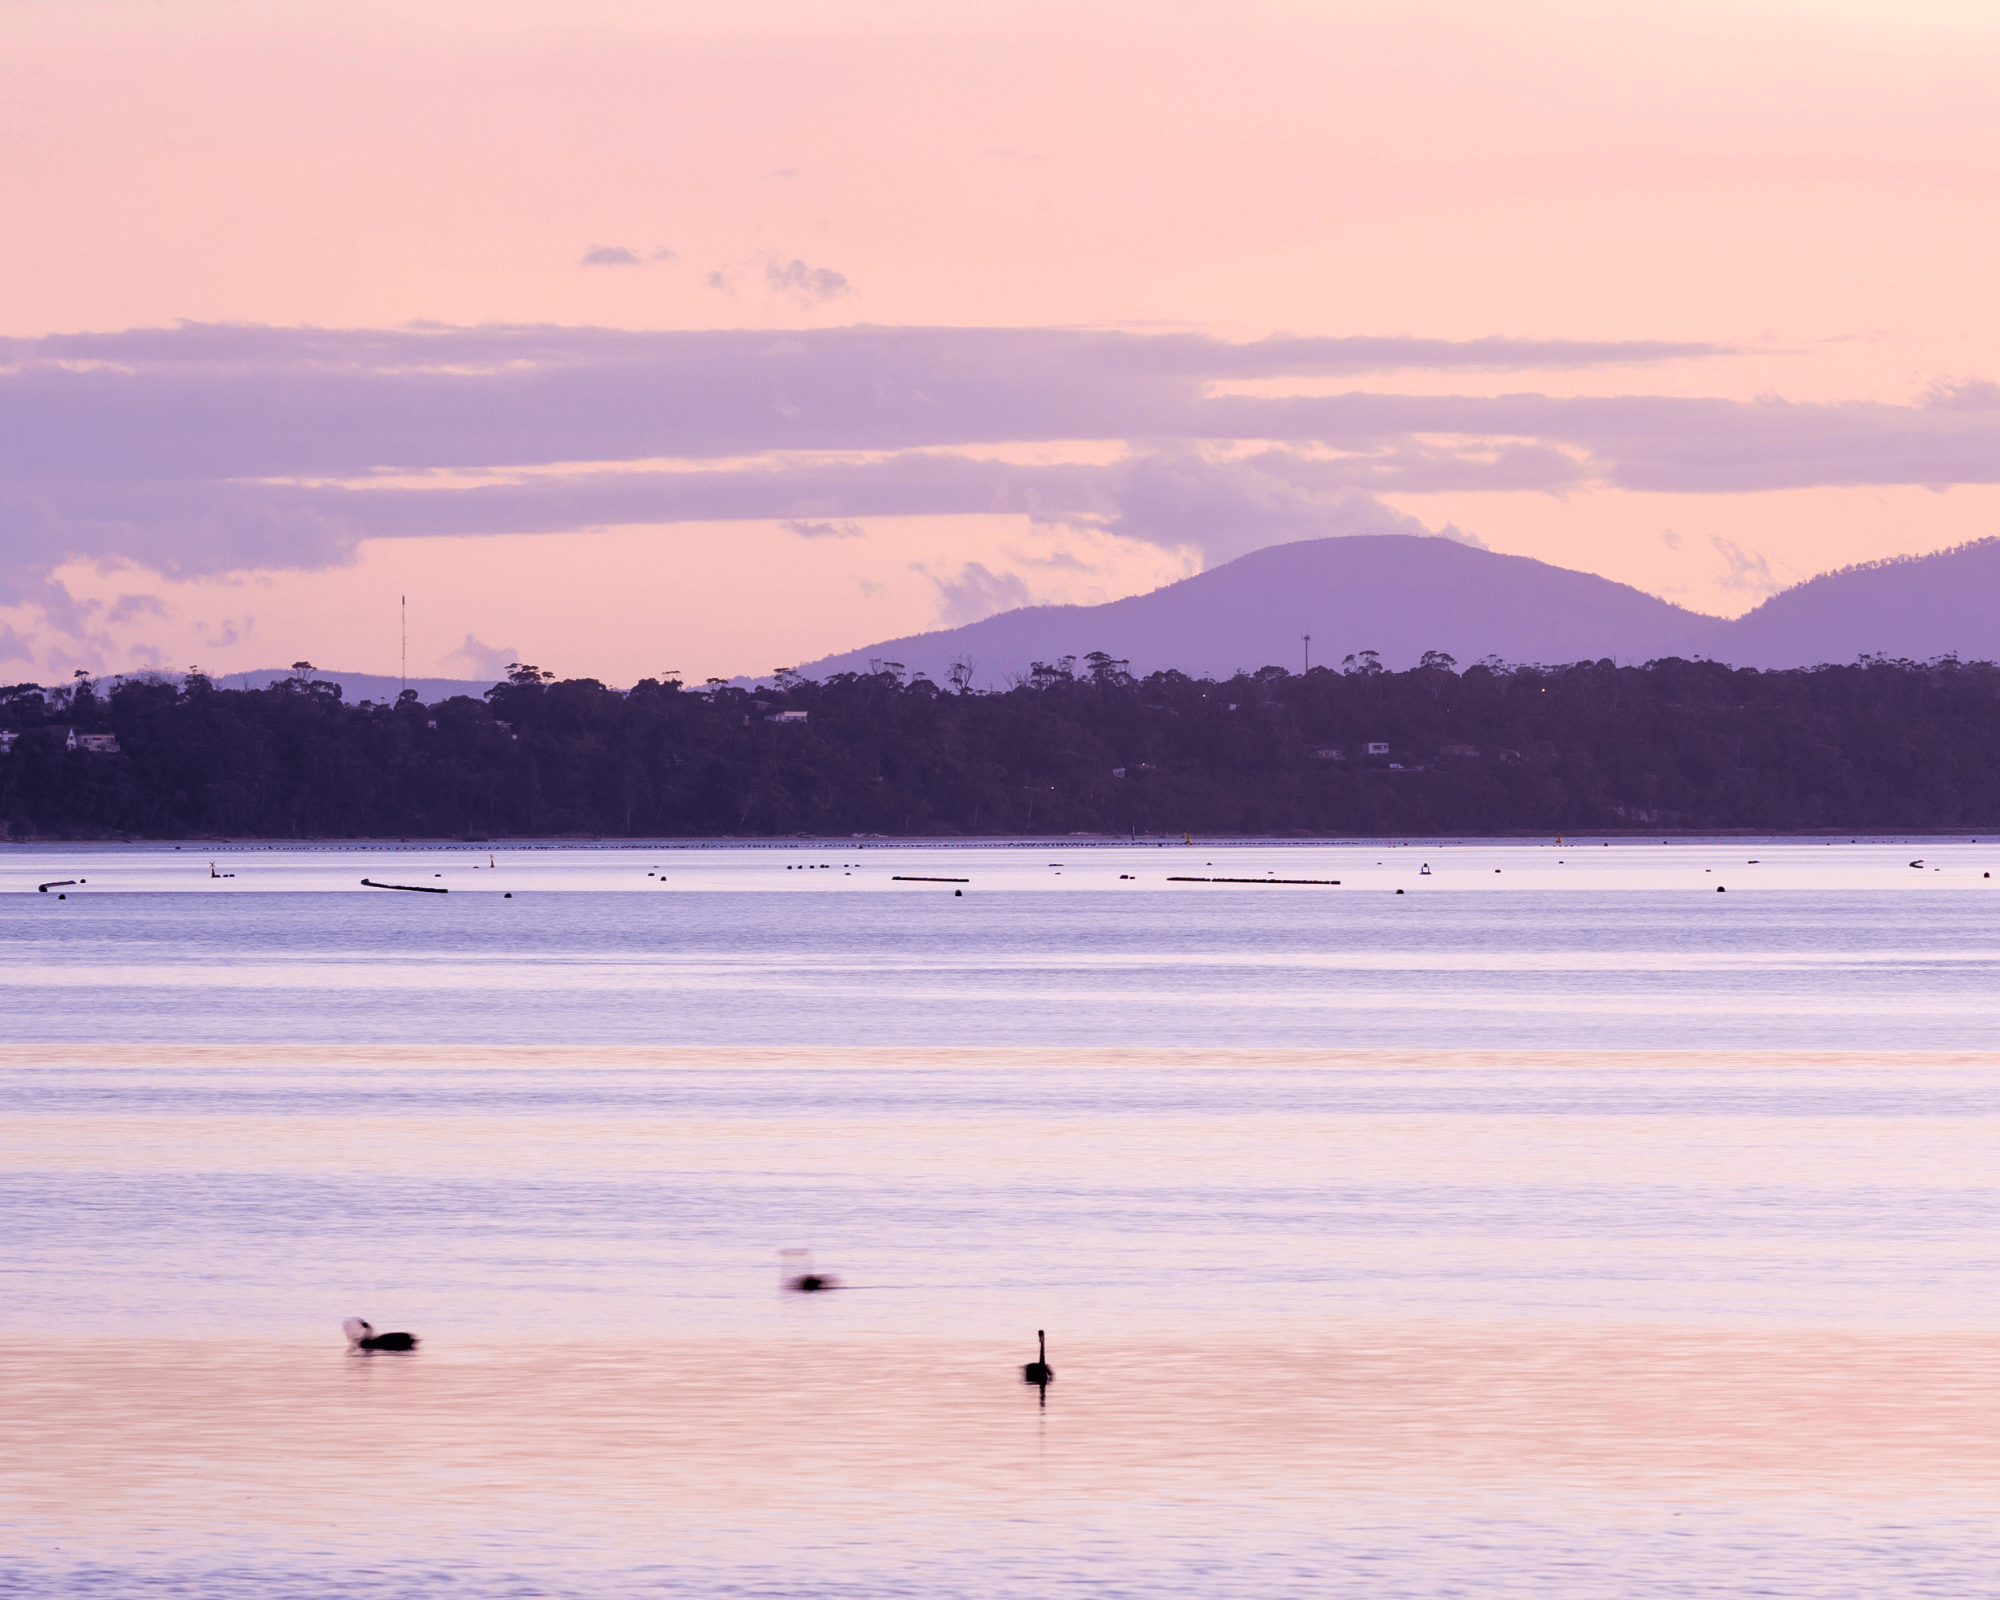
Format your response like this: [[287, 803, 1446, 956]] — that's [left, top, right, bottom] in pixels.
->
[[3, 652, 1997, 839]]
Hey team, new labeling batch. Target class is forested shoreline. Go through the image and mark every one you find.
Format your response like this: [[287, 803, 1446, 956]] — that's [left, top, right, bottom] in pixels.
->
[[3, 652, 1997, 840]]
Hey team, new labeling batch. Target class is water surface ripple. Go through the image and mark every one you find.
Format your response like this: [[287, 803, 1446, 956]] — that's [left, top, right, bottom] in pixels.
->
[[2, 839, 1997, 1596]]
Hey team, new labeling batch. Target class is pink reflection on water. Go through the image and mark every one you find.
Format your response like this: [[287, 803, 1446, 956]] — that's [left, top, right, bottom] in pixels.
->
[[6, 1326, 1999, 1569]]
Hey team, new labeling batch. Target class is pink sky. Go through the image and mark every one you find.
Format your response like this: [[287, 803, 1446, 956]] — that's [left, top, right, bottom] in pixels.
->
[[4, 0, 1998, 685]]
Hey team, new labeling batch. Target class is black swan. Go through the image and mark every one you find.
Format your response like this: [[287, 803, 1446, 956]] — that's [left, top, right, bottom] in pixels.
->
[[344, 1317, 419, 1352], [1022, 1329, 1053, 1385], [781, 1249, 840, 1293]]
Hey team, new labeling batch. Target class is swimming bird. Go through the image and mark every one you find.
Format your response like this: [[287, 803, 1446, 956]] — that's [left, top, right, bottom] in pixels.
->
[[343, 1317, 419, 1352], [1022, 1329, 1053, 1386], [780, 1248, 840, 1292]]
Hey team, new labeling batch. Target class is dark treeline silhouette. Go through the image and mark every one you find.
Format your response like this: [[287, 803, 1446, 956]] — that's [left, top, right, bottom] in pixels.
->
[[3, 651, 1997, 840]]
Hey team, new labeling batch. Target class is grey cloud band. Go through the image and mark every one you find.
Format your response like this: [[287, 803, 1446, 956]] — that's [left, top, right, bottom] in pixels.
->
[[1, 323, 1994, 583]]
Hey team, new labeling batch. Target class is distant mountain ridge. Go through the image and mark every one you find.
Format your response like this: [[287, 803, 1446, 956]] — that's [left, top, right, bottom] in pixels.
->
[[789, 534, 2000, 687], [1719, 536, 2000, 668], [790, 535, 1718, 686], [221, 668, 498, 704], [135, 534, 2000, 703]]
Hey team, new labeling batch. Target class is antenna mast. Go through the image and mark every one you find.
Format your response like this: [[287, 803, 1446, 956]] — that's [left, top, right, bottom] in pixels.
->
[[401, 595, 407, 695], [1303, 633, 1311, 674]]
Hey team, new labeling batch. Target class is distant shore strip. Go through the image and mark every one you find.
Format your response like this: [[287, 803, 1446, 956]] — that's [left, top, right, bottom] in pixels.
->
[[892, 875, 971, 882]]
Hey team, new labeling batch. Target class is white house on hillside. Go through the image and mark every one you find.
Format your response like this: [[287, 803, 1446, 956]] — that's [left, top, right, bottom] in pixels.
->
[[1, 727, 123, 754]]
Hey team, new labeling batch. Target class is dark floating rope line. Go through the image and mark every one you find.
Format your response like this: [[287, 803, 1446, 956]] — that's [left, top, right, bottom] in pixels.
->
[[1167, 876, 1342, 885]]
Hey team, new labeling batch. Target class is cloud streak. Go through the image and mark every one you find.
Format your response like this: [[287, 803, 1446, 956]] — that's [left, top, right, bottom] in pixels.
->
[[3, 322, 1998, 590], [0, 323, 1731, 481], [919, 561, 1034, 628], [764, 259, 852, 305], [448, 633, 522, 676], [782, 518, 865, 539]]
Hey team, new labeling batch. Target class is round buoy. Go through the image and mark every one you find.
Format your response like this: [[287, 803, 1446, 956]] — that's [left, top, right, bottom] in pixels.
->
[[504, 892, 512, 898], [1395, 888, 1404, 894], [1717, 886, 1726, 892], [954, 889, 962, 896]]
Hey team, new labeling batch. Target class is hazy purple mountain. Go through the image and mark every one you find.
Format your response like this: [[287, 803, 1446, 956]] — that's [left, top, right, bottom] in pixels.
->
[[1716, 538, 2000, 668], [790, 535, 1725, 686], [225, 668, 499, 703], [218, 533, 2000, 703]]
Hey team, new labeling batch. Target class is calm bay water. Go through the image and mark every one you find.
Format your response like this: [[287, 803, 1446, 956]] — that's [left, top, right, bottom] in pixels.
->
[[3, 837, 1998, 1596]]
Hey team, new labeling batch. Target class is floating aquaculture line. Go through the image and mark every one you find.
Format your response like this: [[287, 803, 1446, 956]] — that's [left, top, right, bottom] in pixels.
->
[[1167, 876, 1342, 885]]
